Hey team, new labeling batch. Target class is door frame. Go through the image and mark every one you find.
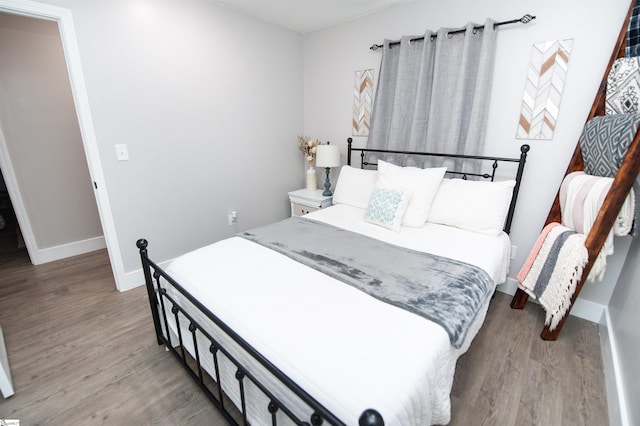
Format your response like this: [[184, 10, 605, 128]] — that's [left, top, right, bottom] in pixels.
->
[[0, 0, 125, 290]]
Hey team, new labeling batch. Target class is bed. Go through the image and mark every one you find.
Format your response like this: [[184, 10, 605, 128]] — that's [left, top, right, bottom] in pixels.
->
[[137, 139, 530, 425]]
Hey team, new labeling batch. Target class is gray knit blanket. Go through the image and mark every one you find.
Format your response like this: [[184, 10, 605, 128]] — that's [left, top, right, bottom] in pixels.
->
[[239, 217, 494, 349]]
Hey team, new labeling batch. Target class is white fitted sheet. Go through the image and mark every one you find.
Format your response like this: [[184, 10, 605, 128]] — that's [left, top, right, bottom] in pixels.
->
[[163, 204, 512, 425]]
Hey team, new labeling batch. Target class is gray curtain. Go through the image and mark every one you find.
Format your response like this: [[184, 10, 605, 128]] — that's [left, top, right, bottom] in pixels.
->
[[368, 19, 498, 172]]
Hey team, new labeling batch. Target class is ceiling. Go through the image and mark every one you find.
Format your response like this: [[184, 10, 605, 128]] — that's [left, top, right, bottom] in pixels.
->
[[210, 0, 413, 33]]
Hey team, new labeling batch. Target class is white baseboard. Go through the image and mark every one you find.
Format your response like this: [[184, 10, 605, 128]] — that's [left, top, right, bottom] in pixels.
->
[[119, 258, 174, 292], [496, 277, 520, 296], [568, 297, 606, 323], [601, 308, 630, 426], [32, 236, 106, 265], [498, 277, 605, 323]]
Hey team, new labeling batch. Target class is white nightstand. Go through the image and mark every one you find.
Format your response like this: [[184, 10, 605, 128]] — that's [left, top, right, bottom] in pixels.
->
[[288, 189, 332, 217]]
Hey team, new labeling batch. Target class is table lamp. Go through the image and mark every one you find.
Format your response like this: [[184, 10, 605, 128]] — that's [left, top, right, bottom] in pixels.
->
[[315, 143, 341, 196]]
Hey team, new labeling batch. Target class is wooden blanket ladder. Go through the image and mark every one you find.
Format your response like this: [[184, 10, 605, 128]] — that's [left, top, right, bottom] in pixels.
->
[[510, 0, 640, 340]]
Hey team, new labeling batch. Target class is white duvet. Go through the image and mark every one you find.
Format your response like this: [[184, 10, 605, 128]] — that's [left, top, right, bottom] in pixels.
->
[[163, 204, 511, 425]]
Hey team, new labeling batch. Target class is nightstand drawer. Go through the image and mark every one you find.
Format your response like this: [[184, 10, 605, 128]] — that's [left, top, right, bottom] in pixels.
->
[[288, 189, 332, 217], [292, 203, 318, 216]]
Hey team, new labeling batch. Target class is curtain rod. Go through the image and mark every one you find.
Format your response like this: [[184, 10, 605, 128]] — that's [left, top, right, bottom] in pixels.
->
[[369, 14, 536, 51]]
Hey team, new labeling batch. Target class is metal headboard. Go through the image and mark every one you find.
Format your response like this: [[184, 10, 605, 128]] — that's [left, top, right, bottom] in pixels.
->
[[346, 137, 530, 234]]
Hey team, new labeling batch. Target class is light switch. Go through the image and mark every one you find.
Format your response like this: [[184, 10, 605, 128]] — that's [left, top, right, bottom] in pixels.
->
[[115, 144, 129, 161]]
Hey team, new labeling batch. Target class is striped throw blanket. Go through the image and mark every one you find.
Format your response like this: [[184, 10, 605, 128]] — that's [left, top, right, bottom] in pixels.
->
[[517, 223, 588, 331], [559, 171, 635, 281]]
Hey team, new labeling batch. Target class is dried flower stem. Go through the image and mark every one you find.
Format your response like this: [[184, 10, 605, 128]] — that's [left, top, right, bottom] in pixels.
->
[[297, 134, 322, 164]]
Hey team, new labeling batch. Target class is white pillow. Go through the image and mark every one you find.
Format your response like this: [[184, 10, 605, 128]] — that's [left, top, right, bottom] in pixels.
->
[[332, 165, 378, 209], [376, 160, 447, 227], [363, 187, 411, 232], [427, 179, 516, 236]]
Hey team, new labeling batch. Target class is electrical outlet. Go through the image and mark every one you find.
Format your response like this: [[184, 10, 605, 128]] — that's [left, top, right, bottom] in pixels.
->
[[511, 245, 518, 260], [115, 144, 129, 161], [228, 211, 237, 226]]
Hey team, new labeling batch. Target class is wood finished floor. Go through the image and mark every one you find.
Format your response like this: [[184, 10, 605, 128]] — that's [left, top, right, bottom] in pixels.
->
[[0, 223, 608, 425]]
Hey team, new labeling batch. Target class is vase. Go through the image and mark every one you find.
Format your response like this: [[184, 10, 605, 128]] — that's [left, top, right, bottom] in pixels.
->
[[305, 164, 317, 190]]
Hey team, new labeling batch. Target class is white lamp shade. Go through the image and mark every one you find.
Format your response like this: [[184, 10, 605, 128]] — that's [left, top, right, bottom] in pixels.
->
[[315, 144, 341, 168]]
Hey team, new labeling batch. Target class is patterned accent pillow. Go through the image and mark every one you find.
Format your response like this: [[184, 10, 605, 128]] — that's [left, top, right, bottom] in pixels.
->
[[606, 57, 640, 114], [376, 160, 446, 227], [363, 187, 411, 232]]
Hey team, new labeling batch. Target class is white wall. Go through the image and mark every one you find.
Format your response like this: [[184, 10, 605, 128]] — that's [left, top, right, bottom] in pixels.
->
[[0, 12, 103, 255], [607, 235, 640, 425], [302, 0, 631, 312], [28, 0, 305, 279], [12, 0, 629, 303]]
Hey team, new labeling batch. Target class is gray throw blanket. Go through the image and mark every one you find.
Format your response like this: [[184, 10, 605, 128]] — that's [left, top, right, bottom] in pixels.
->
[[239, 217, 494, 349], [579, 114, 640, 236]]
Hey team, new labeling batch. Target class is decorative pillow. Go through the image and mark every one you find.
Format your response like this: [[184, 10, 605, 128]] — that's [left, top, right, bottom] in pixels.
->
[[332, 165, 378, 209], [427, 179, 516, 236], [606, 57, 640, 115], [363, 187, 411, 232], [376, 160, 447, 227]]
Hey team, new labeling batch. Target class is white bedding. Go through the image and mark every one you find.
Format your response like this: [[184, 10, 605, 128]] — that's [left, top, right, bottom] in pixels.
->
[[306, 204, 511, 284], [163, 204, 512, 425]]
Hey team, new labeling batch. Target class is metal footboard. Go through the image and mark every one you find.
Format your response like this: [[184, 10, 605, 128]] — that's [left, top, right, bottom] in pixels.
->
[[137, 239, 384, 426]]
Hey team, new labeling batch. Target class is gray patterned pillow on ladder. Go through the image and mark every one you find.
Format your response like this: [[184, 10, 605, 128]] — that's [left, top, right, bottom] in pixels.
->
[[606, 57, 640, 114]]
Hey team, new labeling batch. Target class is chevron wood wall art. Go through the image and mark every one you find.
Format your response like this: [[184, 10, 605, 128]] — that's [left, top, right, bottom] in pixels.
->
[[517, 39, 573, 140], [353, 69, 373, 136]]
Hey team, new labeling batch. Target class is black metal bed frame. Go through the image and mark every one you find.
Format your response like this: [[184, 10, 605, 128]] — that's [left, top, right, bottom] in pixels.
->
[[137, 140, 530, 426]]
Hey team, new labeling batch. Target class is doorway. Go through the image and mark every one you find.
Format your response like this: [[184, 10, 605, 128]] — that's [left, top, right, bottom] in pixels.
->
[[0, 12, 104, 267], [0, 1, 125, 290]]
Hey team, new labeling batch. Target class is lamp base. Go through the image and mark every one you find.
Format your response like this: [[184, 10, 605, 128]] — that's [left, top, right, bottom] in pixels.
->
[[322, 167, 332, 196]]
